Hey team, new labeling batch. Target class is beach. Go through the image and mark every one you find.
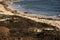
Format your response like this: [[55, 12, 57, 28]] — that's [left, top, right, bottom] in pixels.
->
[[0, 0, 60, 40], [0, 1, 60, 29]]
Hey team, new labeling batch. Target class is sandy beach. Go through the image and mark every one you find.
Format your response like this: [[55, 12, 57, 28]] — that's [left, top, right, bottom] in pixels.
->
[[0, 0, 60, 40], [0, 1, 60, 29]]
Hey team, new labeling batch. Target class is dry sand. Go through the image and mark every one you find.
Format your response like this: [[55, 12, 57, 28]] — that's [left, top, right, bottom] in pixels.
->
[[0, 3, 60, 29]]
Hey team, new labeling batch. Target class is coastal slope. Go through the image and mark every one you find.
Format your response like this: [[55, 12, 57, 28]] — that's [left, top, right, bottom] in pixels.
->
[[0, 1, 60, 40]]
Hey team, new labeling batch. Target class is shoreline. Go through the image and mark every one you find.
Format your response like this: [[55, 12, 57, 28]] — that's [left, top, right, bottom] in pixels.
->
[[9, 5, 60, 29], [8, 2, 60, 20], [0, 1, 60, 40], [6, 5, 60, 29], [0, 2, 60, 29]]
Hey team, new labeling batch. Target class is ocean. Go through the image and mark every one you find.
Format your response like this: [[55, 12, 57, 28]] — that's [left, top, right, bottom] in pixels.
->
[[8, 0, 60, 15]]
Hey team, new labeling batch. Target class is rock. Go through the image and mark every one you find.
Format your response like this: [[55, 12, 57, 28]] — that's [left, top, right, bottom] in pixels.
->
[[0, 27, 10, 36]]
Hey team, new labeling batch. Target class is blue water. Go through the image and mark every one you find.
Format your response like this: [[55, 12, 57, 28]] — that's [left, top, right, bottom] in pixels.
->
[[9, 0, 60, 15]]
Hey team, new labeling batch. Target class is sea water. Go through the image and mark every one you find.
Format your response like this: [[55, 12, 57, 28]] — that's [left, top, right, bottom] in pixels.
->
[[8, 0, 60, 16]]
